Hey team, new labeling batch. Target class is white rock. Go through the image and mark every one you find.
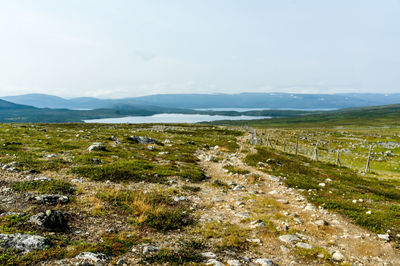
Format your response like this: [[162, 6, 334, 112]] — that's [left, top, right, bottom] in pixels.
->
[[295, 242, 313, 249], [254, 258, 276, 265], [304, 204, 316, 211], [0, 233, 50, 253], [377, 234, 390, 241], [201, 252, 217, 259], [142, 245, 160, 255], [366, 210, 372, 215], [268, 190, 279, 195], [332, 251, 345, 261], [75, 252, 110, 263], [227, 259, 242, 266], [206, 259, 223, 266], [314, 220, 329, 226], [279, 234, 300, 244], [318, 183, 326, 187]]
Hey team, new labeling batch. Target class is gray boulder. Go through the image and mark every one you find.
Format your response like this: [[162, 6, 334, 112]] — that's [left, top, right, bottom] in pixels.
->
[[0, 233, 50, 253], [29, 210, 68, 231], [128, 136, 161, 145], [75, 252, 111, 263], [88, 143, 106, 152]]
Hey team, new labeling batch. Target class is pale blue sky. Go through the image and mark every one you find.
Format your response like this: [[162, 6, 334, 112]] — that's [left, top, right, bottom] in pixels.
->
[[0, 0, 399, 98]]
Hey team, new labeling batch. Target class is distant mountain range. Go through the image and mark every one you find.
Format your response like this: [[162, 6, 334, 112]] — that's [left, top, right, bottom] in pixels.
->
[[3, 93, 400, 110]]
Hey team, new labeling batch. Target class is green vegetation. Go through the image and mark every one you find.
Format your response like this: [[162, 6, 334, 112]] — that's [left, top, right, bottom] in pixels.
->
[[196, 221, 250, 250], [245, 147, 400, 237], [223, 165, 250, 175], [12, 180, 75, 194], [211, 104, 400, 128], [96, 188, 193, 232], [141, 239, 205, 265]]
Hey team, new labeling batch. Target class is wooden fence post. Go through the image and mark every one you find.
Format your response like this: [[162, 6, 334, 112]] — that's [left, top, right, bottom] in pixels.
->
[[336, 150, 341, 167], [365, 145, 372, 173], [313, 144, 318, 161]]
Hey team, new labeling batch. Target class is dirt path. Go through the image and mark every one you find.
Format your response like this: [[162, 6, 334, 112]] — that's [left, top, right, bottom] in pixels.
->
[[194, 135, 400, 265]]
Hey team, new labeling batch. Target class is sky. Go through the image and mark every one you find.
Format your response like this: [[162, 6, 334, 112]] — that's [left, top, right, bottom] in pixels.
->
[[0, 0, 399, 98]]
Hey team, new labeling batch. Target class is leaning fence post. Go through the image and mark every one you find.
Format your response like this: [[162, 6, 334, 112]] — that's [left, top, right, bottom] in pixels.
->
[[313, 143, 318, 161], [365, 145, 372, 173], [295, 136, 299, 155], [336, 150, 341, 166]]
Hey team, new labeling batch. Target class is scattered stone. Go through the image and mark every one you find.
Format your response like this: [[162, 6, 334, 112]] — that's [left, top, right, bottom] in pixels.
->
[[88, 142, 106, 152], [116, 258, 126, 265], [233, 185, 245, 191], [296, 242, 313, 249], [142, 245, 160, 255], [268, 190, 278, 195], [28, 194, 69, 205], [377, 234, 390, 241], [250, 220, 266, 228], [0, 233, 50, 253], [227, 259, 242, 266], [366, 210, 372, 215], [201, 252, 217, 259], [280, 245, 289, 252], [235, 212, 250, 218], [173, 196, 187, 202], [33, 176, 52, 182], [277, 199, 289, 204], [2, 161, 22, 171], [254, 258, 276, 266], [246, 238, 262, 245], [318, 183, 326, 187], [128, 136, 161, 145], [314, 220, 329, 226], [75, 252, 111, 263], [332, 251, 345, 262], [279, 234, 301, 244], [294, 218, 303, 224], [29, 210, 67, 231], [304, 203, 316, 211], [206, 259, 224, 266]]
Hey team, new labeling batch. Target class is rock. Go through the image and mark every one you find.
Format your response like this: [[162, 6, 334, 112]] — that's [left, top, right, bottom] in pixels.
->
[[206, 259, 223, 266], [88, 143, 106, 152], [366, 210, 372, 215], [377, 234, 390, 241], [0, 233, 50, 253], [304, 203, 316, 211], [173, 196, 187, 202], [295, 242, 313, 249], [235, 212, 250, 218], [75, 252, 110, 263], [250, 220, 266, 228], [279, 234, 300, 244], [142, 245, 160, 255], [33, 176, 53, 182], [268, 190, 279, 195], [201, 252, 217, 259], [294, 218, 303, 224], [28, 194, 69, 205], [254, 258, 276, 265], [227, 259, 242, 266], [280, 245, 289, 252], [332, 251, 345, 262], [314, 220, 329, 226], [233, 185, 245, 191], [128, 136, 161, 145], [116, 258, 126, 265], [318, 183, 326, 187], [277, 199, 289, 204], [29, 210, 67, 231], [2, 162, 22, 171]]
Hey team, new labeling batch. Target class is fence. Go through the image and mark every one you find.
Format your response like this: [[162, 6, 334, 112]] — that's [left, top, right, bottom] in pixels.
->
[[248, 128, 375, 173]]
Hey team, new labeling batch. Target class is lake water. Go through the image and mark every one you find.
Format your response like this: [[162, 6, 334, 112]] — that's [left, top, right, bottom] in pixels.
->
[[195, 107, 337, 111], [84, 113, 270, 124]]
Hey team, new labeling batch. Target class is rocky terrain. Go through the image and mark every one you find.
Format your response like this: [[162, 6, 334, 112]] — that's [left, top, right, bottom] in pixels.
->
[[0, 124, 399, 265]]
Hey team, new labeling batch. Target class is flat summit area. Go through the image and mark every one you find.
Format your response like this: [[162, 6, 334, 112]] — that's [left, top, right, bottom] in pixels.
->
[[0, 123, 399, 265]]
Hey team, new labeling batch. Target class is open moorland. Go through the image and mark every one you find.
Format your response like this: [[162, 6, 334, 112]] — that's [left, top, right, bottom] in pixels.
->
[[0, 123, 399, 265]]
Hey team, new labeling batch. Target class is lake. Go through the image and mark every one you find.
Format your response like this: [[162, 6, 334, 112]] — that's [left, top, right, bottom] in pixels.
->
[[84, 113, 270, 124]]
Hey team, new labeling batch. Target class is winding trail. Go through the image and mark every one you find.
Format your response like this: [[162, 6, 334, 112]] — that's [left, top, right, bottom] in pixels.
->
[[194, 135, 400, 265]]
